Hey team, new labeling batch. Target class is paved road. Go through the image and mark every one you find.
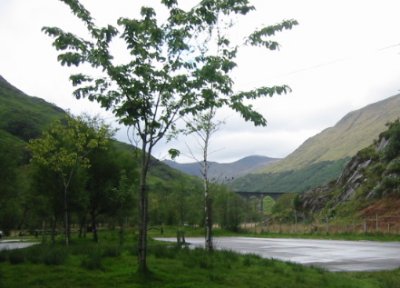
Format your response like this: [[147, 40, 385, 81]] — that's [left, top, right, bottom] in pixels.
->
[[0, 241, 37, 251], [156, 237, 400, 272]]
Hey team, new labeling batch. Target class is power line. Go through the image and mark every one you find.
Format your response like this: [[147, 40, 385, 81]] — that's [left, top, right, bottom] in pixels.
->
[[239, 41, 400, 88]]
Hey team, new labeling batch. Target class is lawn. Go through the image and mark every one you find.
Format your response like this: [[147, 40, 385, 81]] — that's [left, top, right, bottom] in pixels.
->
[[0, 230, 400, 288]]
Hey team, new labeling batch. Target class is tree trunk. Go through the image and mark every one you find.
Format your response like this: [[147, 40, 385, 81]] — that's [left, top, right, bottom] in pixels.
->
[[79, 215, 86, 238], [51, 216, 56, 245], [205, 195, 213, 251], [203, 151, 213, 251], [91, 210, 98, 243], [137, 145, 150, 274], [119, 218, 125, 246], [41, 220, 46, 243], [138, 175, 148, 273], [203, 120, 213, 252], [63, 186, 69, 246]]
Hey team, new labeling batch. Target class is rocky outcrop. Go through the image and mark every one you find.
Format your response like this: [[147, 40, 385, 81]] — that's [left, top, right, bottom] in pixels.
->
[[299, 182, 335, 215], [298, 121, 398, 218]]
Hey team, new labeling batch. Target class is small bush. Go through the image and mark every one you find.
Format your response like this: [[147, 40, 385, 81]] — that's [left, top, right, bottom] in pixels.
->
[[81, 249, 104, 271], [198, 256, 213, 269], [151, 244, 178, 259], [180, 247, 214, 269], [242, 254, 262, 267], [216, 249, 239, 263], [386, 158, 400, 173], [0, 250, 8, 262], [358, 146, 378, 161], [242, 256, 252, 267], [43, 247, 69, 266], [101, 244, 121, 258], [25, 245, 46, 264], [8, 249, 26, 265], [69, 243, 93, 256]]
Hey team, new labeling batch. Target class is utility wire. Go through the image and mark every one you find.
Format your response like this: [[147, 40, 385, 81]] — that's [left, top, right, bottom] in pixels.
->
[[239, 41, 400, 88]]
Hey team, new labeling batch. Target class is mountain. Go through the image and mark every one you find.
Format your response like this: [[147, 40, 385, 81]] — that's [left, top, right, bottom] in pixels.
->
[[298, 119, 400, 222], [164, 155, 281, 183], [0, 75, 66, 143], [0, 75, 206, 233], [0, 74, 197, 182], [230, 94, 400, 192]]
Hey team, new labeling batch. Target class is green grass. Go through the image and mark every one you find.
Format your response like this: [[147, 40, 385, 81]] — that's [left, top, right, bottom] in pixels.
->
[[1, 231, 400, 288]]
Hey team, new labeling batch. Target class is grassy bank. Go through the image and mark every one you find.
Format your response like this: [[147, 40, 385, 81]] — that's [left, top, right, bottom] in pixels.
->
[[0, 232, 400, 288]]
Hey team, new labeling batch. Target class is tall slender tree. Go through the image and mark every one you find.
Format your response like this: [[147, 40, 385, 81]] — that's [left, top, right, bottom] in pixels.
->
[[179, 1, 297, 250], [29, 114, 111, 245], [43, 0, 297, 273]]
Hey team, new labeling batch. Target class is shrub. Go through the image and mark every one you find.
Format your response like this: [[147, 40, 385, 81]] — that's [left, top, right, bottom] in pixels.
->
[[43, 247, 69, 266], [8, 249, 26, 265], [386, 158, 400, 173], [150, 244, 178, 259], [217, 249, 239, 263], [25, 245, 46, 264], [382, 120, 400, 161], [69, 242, 94, 256], [358, 146, 378, 161], [101, 244, 121, 258], [242, 256, 253, 267], [0, 250, 8, 262], [81, 249, 104, 271]]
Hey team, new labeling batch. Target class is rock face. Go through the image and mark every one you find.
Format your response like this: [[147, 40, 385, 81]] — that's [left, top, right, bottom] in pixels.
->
[[337, 157, 371, 202], [298, 121, 400, 219], [300, 183, 335, 215]]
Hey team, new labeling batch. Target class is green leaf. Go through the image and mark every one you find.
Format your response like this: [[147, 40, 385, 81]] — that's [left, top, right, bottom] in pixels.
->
[[168, 148, 181, 160]]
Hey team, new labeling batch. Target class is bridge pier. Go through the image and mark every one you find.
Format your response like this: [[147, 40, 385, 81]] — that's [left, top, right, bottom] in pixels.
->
[[258, 195, 264, 213], [234, 191, 287, 200], [234, 191, 291, 213]]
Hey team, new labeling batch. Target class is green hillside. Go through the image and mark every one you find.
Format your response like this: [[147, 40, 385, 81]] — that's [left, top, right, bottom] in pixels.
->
[[0, 75, 204, 186], [231, 94, 400, 192], [0, 75, 66, 142], [298, 119, 400, 223], [263, 94, 400, 173], [0, 75, 259, 236], [231, 158, 349, 193]]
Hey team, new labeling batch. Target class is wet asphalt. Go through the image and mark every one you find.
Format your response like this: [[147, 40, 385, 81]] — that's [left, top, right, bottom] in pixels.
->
[[156, 236, 400, 272], [0, 241, 37, 251]]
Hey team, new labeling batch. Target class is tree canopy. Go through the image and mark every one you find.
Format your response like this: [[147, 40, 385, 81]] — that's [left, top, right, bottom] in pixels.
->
[[43, 0, 297, 273], [29, 114, 112, 245]]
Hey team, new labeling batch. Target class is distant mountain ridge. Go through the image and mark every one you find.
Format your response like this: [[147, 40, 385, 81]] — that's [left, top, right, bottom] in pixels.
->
[[164, 155, 280, 183], [231, 94, 400, 192], [259, 94, 400, 173]]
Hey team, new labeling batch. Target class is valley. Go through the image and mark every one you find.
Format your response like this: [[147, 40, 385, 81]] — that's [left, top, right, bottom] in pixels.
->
[[1, 0, 400, 286]]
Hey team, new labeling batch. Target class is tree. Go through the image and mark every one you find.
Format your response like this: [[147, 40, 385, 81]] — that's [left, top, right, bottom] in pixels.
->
[[85, 144, 120, 242], [213, 185, 245, 232], [0, 137, 22, 235], [43, 0, 297, 273], [183, 107, 220, 250], [178, 1, 297, 249], [382, 120, 400, 161], [110, 169, 136, 246], [29, 114, 111, 245]]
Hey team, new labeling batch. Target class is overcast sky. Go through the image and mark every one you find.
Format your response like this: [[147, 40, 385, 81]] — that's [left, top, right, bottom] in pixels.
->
[[1, 0, 399, 163]]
